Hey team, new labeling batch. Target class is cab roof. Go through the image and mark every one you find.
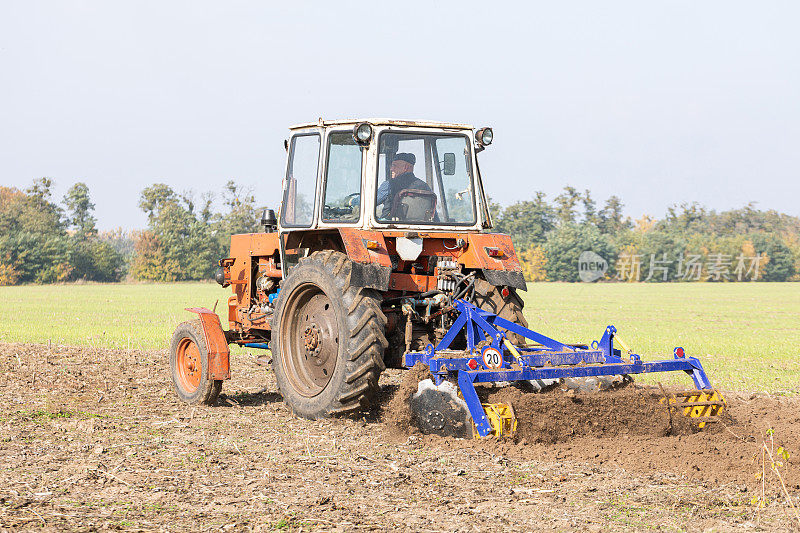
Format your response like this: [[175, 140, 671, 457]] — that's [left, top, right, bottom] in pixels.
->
[[289, 118, 474, 131]]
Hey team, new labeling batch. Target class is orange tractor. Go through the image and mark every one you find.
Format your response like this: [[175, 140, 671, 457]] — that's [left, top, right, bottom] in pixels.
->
[[170, 118, 726, 437], [170, 118, 530, 417]]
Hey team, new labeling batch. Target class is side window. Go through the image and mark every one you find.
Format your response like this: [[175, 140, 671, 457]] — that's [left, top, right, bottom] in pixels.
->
[[281, 134, 320, 227], [322, 132, 362, 223]]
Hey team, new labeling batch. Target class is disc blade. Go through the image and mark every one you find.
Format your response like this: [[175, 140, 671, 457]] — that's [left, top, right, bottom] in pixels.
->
[[410, 379, 473, 439]]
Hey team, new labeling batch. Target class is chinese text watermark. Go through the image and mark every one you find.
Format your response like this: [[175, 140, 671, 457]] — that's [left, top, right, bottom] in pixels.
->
[[579, 252, 766, 282]]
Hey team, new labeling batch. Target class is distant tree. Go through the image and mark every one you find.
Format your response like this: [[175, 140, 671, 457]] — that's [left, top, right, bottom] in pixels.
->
[[554, 186, 580, 225], [26, 235, 73, 283], [662, 202, 708, 233], [520, 245, 547, 282], [748, 232, 794, 282], [101, 228, 136, 277], [0, 186, 29, 235], [0, 180, 121, 284], [130, 231, 179, 282], [139, 183, 178, 219], [135, 184, 221, 281], [634, 215, 656, 233], [64, 182, 97, 238], [214, 180, 262, 253], [634, 231, 689, 282], [598, 195, 628, 234], [542, 224, 616, 282], [784, 232, 800, 281], [486, 197, 503, 228], [62, 182, 123, 281], [0, 232, 69, 284], [0, 179, 65, 236], [494, 191, 555, 250], [581, 189, 599, 226], [0, 262, 19, 286]]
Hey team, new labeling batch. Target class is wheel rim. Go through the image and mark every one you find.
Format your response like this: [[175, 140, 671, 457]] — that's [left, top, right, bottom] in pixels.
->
[[280, 283, 338, 397], [176, 337, 201, 393]]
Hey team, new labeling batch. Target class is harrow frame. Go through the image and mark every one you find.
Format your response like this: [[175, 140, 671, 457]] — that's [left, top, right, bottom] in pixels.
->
[[403, 300, 718, 437]]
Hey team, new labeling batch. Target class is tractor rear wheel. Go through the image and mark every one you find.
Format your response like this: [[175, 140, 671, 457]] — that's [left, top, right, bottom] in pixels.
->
[[271, 250, 387, 419], [472, 278, 529, 344], [169, 320, 223, 405], [471, 279, 560, 392]]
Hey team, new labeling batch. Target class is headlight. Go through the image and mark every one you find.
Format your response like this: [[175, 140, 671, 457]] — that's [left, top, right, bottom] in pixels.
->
[[476, 127, 493, 146], [353, 122, 373, 145]]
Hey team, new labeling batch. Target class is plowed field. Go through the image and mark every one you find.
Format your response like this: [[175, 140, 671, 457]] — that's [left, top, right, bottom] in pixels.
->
[[1, 342, 798, 531]]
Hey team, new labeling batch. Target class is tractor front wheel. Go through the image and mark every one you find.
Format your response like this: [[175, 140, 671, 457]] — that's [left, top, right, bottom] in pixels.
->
[[169, 320, 223, 405], [271, 251, 387, 419]]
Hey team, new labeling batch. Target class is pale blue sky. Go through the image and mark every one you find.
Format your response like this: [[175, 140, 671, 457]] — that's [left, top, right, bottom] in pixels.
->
[[2, 1, 799, 229]]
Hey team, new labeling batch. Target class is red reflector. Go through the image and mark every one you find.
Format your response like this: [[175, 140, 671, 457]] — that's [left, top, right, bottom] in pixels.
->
[[674, 347, 685, 358], [467, 359, 478, 370], [501, 287, 510, 298], [485, 247, 503, 258]]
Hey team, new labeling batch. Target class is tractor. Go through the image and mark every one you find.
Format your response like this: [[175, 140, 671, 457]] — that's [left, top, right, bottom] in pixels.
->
[[169, 118, 725, 438]]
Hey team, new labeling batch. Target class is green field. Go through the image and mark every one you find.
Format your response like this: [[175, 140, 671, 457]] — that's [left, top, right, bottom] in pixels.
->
[[1, 282, 798, 392]]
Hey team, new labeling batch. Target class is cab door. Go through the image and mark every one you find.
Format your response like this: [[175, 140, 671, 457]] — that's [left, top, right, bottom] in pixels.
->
[[278, 130, 322, 275], [280, 132, 321, 229]]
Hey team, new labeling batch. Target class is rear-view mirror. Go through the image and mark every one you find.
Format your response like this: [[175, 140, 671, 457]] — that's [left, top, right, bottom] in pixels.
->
[[443, 153, 456, 175]]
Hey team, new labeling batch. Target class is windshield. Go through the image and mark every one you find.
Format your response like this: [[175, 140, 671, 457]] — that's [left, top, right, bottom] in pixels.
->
[[375, 132, 476, 225]]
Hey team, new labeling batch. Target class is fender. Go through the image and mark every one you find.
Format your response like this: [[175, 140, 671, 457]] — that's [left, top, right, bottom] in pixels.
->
[[481, 269, 527, 291], [338, 228, 392, 290], [185, 307, 231, 380], [462, 234, 526, 291]]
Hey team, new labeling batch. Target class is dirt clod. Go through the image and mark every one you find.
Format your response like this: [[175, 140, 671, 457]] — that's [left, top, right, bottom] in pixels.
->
[[485, 385, 702, 444], [383, 362, 431, 436]]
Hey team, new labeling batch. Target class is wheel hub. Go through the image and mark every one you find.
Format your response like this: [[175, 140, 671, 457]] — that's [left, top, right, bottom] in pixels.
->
[[303, 324, 321, 354], [176, 337, 202, 393]]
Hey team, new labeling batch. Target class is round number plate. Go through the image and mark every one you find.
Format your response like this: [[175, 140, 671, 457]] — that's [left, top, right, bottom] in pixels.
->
[[481, 346, 503, 369]]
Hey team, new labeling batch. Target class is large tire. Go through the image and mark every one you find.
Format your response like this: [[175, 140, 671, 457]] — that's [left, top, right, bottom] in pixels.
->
[[169, 320, 223, 405], [471, 278, 529, 344], [471, 279, 562, 392], [270, 250, 388, 419]]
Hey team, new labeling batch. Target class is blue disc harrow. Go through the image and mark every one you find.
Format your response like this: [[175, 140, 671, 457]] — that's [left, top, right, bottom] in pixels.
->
[[403, 300, 725, 438]]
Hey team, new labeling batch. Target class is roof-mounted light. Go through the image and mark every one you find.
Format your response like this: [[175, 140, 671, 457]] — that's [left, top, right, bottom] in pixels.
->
[[476, 127, 493, 147], [353, 122, 373, 146]]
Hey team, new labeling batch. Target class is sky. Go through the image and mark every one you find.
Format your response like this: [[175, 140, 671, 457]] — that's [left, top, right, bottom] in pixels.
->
[[1, 1, 799, 230]]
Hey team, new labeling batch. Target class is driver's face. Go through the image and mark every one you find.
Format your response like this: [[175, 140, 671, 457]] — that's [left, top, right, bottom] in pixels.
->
[[390, 160, 412, 178]]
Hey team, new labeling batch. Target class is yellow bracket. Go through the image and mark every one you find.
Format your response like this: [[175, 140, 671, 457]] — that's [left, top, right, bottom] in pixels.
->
[[659, 389, 726, 428], [475, 402, 518, 438], [614, 334, 634, 356], [503, 338, 522, 363]]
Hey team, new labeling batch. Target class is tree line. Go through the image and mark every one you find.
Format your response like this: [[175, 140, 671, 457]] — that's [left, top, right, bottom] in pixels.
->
[[0, 179, 261, 285], [1, 180, 798, 285], [492, 187, 799, 282]]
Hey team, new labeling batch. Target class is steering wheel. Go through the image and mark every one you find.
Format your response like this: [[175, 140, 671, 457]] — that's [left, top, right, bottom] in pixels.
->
[[342, 192, 361, 207], [323, 193, 361, 219]]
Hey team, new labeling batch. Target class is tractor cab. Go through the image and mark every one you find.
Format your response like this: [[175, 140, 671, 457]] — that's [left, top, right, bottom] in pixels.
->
[[279, 119, 495, 232]]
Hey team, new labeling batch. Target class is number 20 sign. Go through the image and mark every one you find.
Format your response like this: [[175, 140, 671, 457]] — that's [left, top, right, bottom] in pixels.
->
[[481, 346, 503, 369]]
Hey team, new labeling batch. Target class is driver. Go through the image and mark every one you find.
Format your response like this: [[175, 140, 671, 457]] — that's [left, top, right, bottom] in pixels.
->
[[376, 153, 432, 219]]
